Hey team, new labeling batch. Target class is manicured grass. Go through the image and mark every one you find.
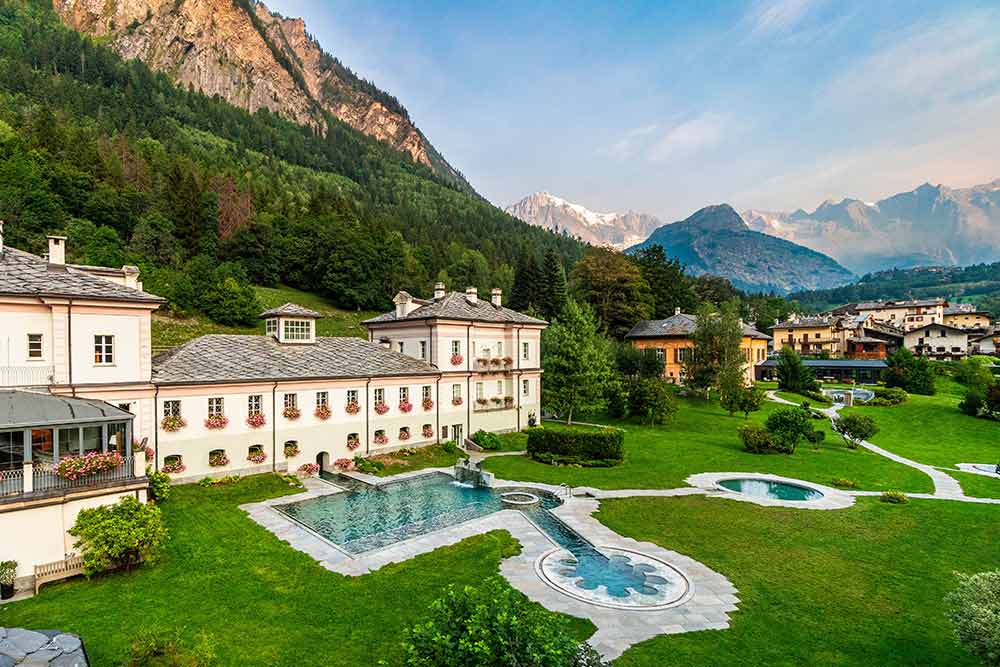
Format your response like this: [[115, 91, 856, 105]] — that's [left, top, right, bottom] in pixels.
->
[[951, 470, 1000, 499], [0, 475, 592, 665], [370, 442, 466, 476], [485, 399, 932, 493], [493, 430, 529, 452], [599, 494, 1000, 666], [842, 391, 1000, 469], [151, 285, 376, 350], [775, 390, 830, 406]]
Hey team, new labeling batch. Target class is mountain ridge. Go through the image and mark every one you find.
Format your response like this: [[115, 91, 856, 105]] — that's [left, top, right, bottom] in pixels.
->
[[505, 191, 662, 249]]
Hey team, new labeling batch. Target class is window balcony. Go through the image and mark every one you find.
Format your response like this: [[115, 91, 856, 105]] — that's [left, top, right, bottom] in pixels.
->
[[0, 365, 54, 387], [0, 456, 143, 504], [473, 398, 515, 412]]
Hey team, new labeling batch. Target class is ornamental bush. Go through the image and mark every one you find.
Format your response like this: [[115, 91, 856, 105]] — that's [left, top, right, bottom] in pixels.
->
[[738, 423, 773, 454], [471, 429, 501, 451], [946, 570, 1000, 666], [527, 425, 624, 466], [833, 414, 879, 449], [870, 387, 908, 406], [959, 389, 986, 416], [764, 407, 815, 454], [146, 466, 171, 501], [69, 496, 167, 575], [402, 576, 604, 667]]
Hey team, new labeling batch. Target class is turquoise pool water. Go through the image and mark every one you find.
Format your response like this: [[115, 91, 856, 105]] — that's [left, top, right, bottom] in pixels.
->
[[718, 478, 823, 501], [276, 472, 678, 603]]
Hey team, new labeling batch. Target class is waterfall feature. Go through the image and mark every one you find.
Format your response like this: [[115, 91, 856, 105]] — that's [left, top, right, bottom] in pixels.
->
[[454, 458, 495, 487]]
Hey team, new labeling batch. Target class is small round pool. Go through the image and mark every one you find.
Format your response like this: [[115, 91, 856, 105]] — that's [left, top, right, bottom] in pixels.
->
[[717, 478, 824, 501], [500, 491, 541, 509]]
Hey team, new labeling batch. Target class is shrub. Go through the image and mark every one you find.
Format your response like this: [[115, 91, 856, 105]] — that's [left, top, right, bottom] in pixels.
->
[[830, 478, 858, 489], [69, 496, 167, 575], [738, 423, 773, 454], [870, 387, 908, 405], [126, 629, 217, 666], [737, 385, 766, 419], [401, 576, 591, 667], [805, 429, 826, 446], [441, 440, 462, 455], [885, 348, 936, 395], [764, 407, 814, 453], [471, 429, 501, 451], [628, 377, 677, 425], [954, 357, 997, 390], [945, 570, 1000, 666], [799, 389, 831, 405], [146, 466, 171, 502], [353, 456, 384, 474], [959, 389, 986, 417], [880, 490, 909, 504], [833, 414, 879, 449], [0, 560, 17, 587], [776, 346, 819, 393], [527, 425, 624, 466]]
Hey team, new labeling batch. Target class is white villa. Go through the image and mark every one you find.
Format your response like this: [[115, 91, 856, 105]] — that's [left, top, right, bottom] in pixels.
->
[[0, 225, 545, 586]]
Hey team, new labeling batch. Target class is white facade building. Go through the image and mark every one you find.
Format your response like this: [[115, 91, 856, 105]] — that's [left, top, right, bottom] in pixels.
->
[[903, 323, 970, 360]]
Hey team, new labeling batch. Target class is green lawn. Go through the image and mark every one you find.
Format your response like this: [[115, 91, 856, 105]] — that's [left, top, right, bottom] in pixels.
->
[[0, 475, 591, 665], [951, 470, 1000, 499], [152, 285, 376, 350], [600, 494, 1000, 666], [493, 430, 529, 452], [774, 390, 830, 406], [842, 391, 1000, 469], [371, 442, 466, 476], [485, 398, 932, 493]]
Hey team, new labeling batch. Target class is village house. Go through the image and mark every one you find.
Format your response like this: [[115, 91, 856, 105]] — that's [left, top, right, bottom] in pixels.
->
[[855, 298, 947, 331], [0, 226, 545, 587], [903, 322, 970, 360], [624, 308, 771, 385], [942, 304, 992, 330], [770, 313, 903, 360]]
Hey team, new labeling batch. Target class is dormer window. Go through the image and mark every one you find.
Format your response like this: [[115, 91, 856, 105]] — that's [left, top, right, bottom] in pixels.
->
[[265, 319, 278, 336], [283, 319, 312, 341], [259, 303, 321, 344]]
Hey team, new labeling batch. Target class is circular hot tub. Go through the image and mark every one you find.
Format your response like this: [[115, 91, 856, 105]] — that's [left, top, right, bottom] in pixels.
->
[[500, 491, 541, 509]]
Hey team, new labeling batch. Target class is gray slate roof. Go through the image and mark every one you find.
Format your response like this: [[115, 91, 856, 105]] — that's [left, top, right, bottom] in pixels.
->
[[364, 291, 546, 326], [0, 247, 164, 303], [772, 315, 843, 330], [0, 390, 133, 429], [259, 303, 323, 319], [758, 359, 887, 368], [856, 298, 944, 310], [152, 335, 440, 384], [625, 313, 771, 340]]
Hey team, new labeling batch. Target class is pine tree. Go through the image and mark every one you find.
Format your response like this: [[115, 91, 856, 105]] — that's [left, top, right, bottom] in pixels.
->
[[511, 251, 542, 312], [540, 248, 568, 321]]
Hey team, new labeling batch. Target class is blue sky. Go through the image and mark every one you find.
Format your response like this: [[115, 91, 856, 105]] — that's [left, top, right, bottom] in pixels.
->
[[267, 0, 1000, 220]]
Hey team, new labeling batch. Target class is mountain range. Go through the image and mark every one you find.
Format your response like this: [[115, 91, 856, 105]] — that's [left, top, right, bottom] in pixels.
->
[[742, 180, 1000, 274], [629, 205, 855, 294], [54, 0, 469, 191], [504, 192, 661, 249]]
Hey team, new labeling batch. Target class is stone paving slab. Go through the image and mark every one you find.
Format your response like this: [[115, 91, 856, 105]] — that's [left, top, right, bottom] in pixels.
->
[[0, 630, 87, 666], [686, 472, 856, 510], [957, 463, 1000, 479]]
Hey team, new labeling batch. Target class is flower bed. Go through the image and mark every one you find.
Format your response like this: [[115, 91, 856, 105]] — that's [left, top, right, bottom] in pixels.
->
[[399, 400, 413, 413], [422, 398, 434, 411], [55, 451, 123, 480], [247, 450, 268, 465], [297, 463, 320, 478], [422, 425, 434, 438], [204, 415, 228, 430], [374, 402, 389, 415], [283, 442, 300, 458], [345, 401, 360, 415], [315, 404, 332, 420], [347, 436, 361, 451], [160, 415, 186, 432], [282, 406, 301, 420], [450, 353, 464, 366], [246, 413, 266, 429], [209, 452, 230, 467], [334, 458, 353, 471]]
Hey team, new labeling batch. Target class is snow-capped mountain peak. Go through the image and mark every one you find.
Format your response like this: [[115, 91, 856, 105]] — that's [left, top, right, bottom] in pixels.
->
[[505, 192, 662, 249]]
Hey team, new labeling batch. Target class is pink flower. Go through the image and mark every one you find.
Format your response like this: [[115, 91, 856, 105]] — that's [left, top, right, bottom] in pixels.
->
[[398, 400, 413, 413], [374, 402, 389, 415], [205, 415, 229, 430], [452, 397, 463, 406], [334, 458, 353, 471], [315, 405, 332, 420], [297, 463, 320, 477], [345, 401, 360, 415], [282, 406, 301, 420], [422, 398, 434, 411], [450, 353, 464, 366], [246, 413, 266, 429]]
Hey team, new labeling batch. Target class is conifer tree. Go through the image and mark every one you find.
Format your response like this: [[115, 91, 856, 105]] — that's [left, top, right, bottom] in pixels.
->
[[540, 247, 568, 321]]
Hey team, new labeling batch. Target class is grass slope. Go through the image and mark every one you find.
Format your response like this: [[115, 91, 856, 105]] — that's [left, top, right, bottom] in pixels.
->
[[152, 285, 376, 350], [485, 399, 931, 493], [0, 475, 592, 665], [600, 494, 999, 667]]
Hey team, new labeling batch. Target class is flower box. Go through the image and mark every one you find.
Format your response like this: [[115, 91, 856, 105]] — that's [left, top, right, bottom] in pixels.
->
[[489, 358, 503, 367], [503, 356, 514, 366], [504, 396, 515, 408], [297, 463, 320, 478], [334, 458, 353, 471], [284, 442, 300, 458], [345, 401, 360, 415], [315, 404, 332, 421], [283, 406, 301, 420], [450, 353, 464, 366], [347, 437, 361, 451], [398, 430, 411, 441], [246, 413, 266, 429], [144, 446, 155, 462], [161, 415, 186, 432], [209, 452, 230, 467], [476, 398, 489, 407], [204, 415, 229, 430], [247, 450, 268, 464], [374, 402, 389, 415], [422, 425, 434, 438], [374, 433, 389, 445], [452, 397, 463, 406], [399, 400, 413, 413], [54, 451, 123, 480], [161, 459, 186, 474]]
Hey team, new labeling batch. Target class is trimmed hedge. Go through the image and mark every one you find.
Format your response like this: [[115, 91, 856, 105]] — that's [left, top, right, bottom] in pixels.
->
[[526, 425, 624, 467], [866, 387, 908, 406], [471, 429, 501, 451]]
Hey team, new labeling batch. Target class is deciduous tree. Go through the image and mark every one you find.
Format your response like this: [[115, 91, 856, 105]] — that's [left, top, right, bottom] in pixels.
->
[[542, 300, 613, 423]]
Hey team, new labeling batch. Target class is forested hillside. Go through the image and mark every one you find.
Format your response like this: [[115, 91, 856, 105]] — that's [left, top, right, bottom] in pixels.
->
[[789, 263, 1000, 317], [0, 0, 582, 325]]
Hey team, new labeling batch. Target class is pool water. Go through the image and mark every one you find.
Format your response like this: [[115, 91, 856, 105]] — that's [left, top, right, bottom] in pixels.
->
[[276, 472, 683, 605], [718, 478, 824, 501]]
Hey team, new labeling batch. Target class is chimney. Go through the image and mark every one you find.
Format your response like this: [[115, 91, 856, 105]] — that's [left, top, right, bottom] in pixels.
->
[[674, 307, 681, 316], [122, 265, 141, 290], [0, 219, 4, 253], [434, 281, 446, 300], [47, 235, 67, 265], [465, 287, 478, 305], [490, 288, 502, 307]]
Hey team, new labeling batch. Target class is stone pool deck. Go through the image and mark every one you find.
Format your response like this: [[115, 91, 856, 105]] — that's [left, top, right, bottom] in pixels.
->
[[241, 470, 740, 660]]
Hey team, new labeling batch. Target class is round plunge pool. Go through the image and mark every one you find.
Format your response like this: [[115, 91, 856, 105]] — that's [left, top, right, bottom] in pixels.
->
[[717, 478, 824, 502]]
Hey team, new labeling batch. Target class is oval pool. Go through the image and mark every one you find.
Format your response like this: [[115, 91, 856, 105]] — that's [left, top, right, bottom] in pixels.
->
[[717, 478, 824, 501]]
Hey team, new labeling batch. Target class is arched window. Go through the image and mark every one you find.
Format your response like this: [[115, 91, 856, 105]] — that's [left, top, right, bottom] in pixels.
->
[[247, 444, 267, 464], [374, 429, 388, 445], [422, 424, 433, 438], [162, 454, 185, 474], [208, 449, 229, 467], [283, 440, 300, 458], [399, 427, 411, 441]]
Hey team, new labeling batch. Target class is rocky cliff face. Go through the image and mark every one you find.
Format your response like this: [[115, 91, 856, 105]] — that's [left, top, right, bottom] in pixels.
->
[[53, 0, 467, 188], [742, 180, 1000, 274], [505, 192, 662, 249]]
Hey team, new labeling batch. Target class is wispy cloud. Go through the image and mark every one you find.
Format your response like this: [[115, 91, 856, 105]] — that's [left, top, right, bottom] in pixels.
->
[[606, 124, 658, 159], [742, 0, 824, 37], [647, 113, 730, 162]]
